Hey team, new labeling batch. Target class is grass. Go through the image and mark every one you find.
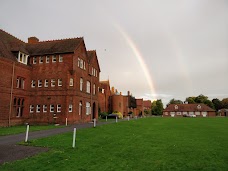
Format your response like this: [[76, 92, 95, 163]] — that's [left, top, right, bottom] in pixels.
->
[[1, 117, 228, 171], [0, 125, 63, 136]]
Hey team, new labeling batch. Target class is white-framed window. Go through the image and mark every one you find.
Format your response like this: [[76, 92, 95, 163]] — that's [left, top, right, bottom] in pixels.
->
[[80, 78, 83, 91], [36, 105, 40, 113], [176, 112, 182, 115], [16, 78, 20, 88], [189, 112, 194, 116], [83, 61, 86, 70], [31, 80, 35, 88], [195, 112, 200, 115], [51, 79, 55, 87], [46, 56, 50, 63], [86, 81, 90, 93], [44, 79, 48, 87], [93, 84, 96, 95], [38, 80, 42, 87], [78, 58, 80, 67], [197, 105, 201, 110], [57, 104, 61, 113], [86, 102, 91, 115], [52, 55, 56, 62], [43, 105, 47, 113], [30, 105, 34, 113], [59, 55, 63, 62], [58, 79, 62, 87], [50, 104, 54, 112], [174, 105, 178, 110], [69, 78, 73, 86], [33, 57, 37, 64], [79, 101, 82, 115], [39, 56, 43, 63], [80, 59, 83, 69], [69, 104, 73, 112]]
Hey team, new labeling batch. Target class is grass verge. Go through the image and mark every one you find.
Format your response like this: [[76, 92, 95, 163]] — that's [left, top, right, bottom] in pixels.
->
[[1, 117, 228, 171]]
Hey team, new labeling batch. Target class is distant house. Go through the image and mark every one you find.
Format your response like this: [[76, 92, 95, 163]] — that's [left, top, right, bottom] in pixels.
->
[[218, 109, 228, 117], [163, 104, 216, 117]]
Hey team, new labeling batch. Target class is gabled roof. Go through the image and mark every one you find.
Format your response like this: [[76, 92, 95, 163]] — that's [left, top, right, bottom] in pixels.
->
[[100, 80, 110, 90], [164, 104, 215, 112], [143, 100, 152, 108], [87, 50, 101, 72], [26, 38, 83, 56], [0, 29, 27, 61]]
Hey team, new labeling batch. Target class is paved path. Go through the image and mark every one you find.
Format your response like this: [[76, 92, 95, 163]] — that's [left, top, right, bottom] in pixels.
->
[[0, 120, 117, 164]]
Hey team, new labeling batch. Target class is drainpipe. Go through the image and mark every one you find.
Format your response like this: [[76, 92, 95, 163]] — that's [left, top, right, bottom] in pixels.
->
[[9, 62, 15, 127]]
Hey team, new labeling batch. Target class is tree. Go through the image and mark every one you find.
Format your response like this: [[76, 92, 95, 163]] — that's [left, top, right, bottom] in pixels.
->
[[185, 97, 196, 104], [195, 94, 208, 103], [167, 98, 183, 106], [204, 100, 215, 109], [212, 98, 223, 111], [151, 99, 164, 115], [221, 98, 228, 109]]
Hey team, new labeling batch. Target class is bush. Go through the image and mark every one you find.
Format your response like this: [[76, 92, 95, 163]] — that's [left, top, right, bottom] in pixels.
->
[[99, 112, 108, 118], [113, 111, 123, 119]]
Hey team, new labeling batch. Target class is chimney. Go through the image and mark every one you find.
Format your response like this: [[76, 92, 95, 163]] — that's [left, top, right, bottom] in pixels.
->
[[127, 91, 130, 96], [28, 37, 39, 44], [111, 87, 115, 93], [120, 92, 122, 95]]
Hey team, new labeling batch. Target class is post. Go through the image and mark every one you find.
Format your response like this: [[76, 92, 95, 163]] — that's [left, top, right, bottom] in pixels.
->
[[66, 118, 68, 126], [116, 116, 118, 123], [106, 116, 107, 122], [128, 116, 130, 121], [94, 118, 96, 128], [72, 128, 76, 148], [25, 124, 29, 142]]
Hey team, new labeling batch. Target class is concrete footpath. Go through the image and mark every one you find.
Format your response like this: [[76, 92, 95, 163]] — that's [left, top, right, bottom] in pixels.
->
[[0, 120, 116, 164]]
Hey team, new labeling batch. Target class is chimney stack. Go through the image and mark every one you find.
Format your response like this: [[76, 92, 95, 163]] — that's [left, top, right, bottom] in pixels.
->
[[28, 37, 39, 44]]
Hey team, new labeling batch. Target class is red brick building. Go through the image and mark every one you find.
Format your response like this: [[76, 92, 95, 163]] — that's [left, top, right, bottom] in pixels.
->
[[0, 29, 100, 126], [163, 104, 216, 117], [98, 80, 111, 113]]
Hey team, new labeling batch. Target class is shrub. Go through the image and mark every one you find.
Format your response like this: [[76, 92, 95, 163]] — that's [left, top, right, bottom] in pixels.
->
[[113, 111, 123, 119]]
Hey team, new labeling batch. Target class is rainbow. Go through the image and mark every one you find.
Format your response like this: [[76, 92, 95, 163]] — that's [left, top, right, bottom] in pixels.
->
[[113, 24, 157, 100]]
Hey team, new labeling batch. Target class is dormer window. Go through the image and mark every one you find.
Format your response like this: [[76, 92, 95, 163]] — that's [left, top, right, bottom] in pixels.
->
[[59, 55, 63, 62], [39, 56, 43, 63], [33, 57, 37, 64], [17, 52, 29, 65], [174, 105, 178, 110], [197, 105, 201, 110], [52, 55, 56, 63]]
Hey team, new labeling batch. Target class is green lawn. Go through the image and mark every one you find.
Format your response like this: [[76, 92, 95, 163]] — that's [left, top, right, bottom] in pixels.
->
[[0, 125, 63, 136], [1, 118, 228, 171]]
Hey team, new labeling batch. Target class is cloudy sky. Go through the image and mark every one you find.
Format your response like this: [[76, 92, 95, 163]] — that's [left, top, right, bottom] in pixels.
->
[[1, 0, 228, 105]]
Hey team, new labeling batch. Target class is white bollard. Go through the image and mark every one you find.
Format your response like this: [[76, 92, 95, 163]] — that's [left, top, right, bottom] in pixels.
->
[[128, 116, 130, 121], [72, 128, 76, 148], [116, 116, 118, 123], [94, 118, 96, 128], [25, 124, 29, 142], [106, 116, 107, 122], [66, 118, 68, 126]]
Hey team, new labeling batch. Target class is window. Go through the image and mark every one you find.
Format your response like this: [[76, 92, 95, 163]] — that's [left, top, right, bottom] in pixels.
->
[[31, 80, 35, 88], [36, 105, 41, 113], [86, 81, 90, 93], [51, 79, 55, 87], [16, 77, 25, 89], [80, 59, 83, 68], [197, 105, 201, 110], [43, 105, 47, 113], [78, 58, 80, 67], [80, 78, 83, 91], [93, 84, 96, 95], [83, 61, 86, 70], [39, 56, 43, 63], [86, 102, 91, 115], [79, 101, 82, 115], [46, 56, 50, 63], [44, 79, 48, 87], [195, 112, 200, 115], [69, 104, 73, 112], [58, 79, 62, 87], [174, 105, 178, 110], [69, 78, 73, 86], [30, 105, 34, 113], [52, 55, 56, 62], [38, 80, 42, 87], [33, 57, 37, 64], [18, 52, 28, 65], [16, 78, 20, 88], [57, 104, 61, 112], [50, 104, 54, 112], [59, 55, 63, 62]]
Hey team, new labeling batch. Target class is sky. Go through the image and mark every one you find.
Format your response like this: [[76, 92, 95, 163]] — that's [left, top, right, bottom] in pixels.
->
[[0, 0, 228, 105]]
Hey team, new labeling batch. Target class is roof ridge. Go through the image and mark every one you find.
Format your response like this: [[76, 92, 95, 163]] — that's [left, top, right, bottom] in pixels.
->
[[38, 37, 83, 43], [0, 29, 25, 43]]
